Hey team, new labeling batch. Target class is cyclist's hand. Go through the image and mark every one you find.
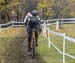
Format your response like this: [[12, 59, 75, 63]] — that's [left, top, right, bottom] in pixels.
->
[[39, 29, 42, 34]]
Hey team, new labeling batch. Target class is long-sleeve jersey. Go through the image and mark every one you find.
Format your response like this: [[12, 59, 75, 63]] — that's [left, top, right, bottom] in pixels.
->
[[24, 13, 32, 24], [27, 16, 41, 30]]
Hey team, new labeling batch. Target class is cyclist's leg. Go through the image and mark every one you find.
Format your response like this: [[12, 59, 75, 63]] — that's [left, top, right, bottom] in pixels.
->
[[28, 30, 32, 51], [35, 31, 38, 46]]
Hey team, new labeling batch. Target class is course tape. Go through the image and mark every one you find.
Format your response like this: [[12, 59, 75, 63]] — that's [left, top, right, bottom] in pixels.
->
[[49, 30, 75, 43]]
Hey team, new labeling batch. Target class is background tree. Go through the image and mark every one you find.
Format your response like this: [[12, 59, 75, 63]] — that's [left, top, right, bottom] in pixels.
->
[[37, 0, 75, 19], [0, 0, 21, 23], [24, 0, 38, 15]]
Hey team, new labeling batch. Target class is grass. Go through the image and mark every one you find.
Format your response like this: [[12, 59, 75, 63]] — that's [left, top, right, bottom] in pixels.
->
[[50, 24, 75, 38], [37, 24, 75, 63], [0, 27, 25, 37], [0, 27, 26, 63]]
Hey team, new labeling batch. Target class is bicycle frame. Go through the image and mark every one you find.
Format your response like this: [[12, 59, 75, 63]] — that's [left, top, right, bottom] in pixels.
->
[[31, 29, 36, 59]]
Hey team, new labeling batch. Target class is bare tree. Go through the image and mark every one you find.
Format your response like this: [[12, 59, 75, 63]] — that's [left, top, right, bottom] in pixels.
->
[[52, 0, 67, 19]]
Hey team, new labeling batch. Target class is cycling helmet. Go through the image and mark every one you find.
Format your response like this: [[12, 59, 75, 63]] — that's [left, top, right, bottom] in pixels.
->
[[32, 10, 38, 16]]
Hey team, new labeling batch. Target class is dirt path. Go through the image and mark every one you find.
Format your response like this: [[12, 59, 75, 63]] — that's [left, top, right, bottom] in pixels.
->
[[18, 33, 44, 63], [20, 35, 39, 63]]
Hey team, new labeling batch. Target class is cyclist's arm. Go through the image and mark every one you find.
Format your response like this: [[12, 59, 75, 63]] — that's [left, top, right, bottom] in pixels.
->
[[24, 16, 28, 23], [37, 16, 42, 33]]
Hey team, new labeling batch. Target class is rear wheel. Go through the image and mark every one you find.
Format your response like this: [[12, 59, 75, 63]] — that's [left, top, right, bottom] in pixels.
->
[[32, 39, 35, 59]]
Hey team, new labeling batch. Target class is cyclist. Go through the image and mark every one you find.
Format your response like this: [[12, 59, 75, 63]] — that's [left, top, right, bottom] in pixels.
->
[[27, 10, 41, 52], [24, 12, 32, 33], [24, 12, 32, 26]]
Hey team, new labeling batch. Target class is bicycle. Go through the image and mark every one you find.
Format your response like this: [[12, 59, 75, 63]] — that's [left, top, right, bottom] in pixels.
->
[[31, 29, 37, 59]]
